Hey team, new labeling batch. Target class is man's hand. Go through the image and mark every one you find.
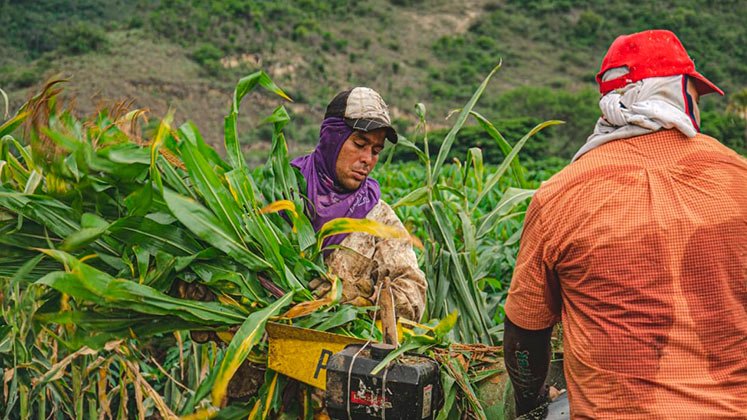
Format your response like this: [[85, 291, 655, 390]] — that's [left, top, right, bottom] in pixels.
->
[[308, 278, 372, 307], [345, 296, 374, 307], [308, 278, 332, 298]]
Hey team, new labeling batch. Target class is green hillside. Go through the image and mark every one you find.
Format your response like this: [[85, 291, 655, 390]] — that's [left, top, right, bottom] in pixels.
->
[[2, 0, 746, 160]]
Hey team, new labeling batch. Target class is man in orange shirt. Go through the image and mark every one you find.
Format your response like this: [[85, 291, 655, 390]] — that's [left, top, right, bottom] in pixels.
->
[[504, 29, 747, 418]]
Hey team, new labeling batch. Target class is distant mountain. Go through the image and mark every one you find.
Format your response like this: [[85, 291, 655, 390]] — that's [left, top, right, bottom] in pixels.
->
[[2, 0, 745, 160]]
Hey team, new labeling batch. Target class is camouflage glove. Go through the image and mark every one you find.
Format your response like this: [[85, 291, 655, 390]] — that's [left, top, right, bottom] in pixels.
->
[[308, 277, 332, 298], [308, 278, 373, 307], [176, 280, 215, 302], [175, 280, 218, 343], [345, 296, 374, 307]]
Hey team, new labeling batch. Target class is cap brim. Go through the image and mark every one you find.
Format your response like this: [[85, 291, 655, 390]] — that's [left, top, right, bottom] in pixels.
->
[[344, 118, 398, 143], [690, 71, 724, 96]]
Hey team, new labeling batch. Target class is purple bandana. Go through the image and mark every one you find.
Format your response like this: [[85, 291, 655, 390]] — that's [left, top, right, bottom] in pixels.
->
[[291, 117, 381, 251]]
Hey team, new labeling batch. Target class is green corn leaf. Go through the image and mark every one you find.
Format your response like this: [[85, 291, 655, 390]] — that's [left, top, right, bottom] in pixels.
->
[[292, 205, 317, 253], [178, 351, 225, 416], [191, 261, 267, 304], [436, 371, 458, 420], [10, 253, 45, 288], [249, 370, 285, 419], [178, 133, 245, 242], [144, 251, 177, 291], [87, 151, 149, 180], [431, 62, 502, 182], [443, 356, 487, 420], [1, 151, 31, 186], [174, 247, 220, 271], [262, 106, 297, 203], [81, 213, 108, 229], [477, 188, 535, 238], [2, 135, 34, 171], [0, 188, 92, 245], [42, 127, 85, 154], [439, 185, 466, 202], [425, 203, 491, 343], [134, 245, 149, 283], [35, 311, 204, 346], [0, 111, 28, 138], [465, 147, 484, 193], [434, 310, 459, 340], [225, 71, 291, 170], [211, 292, 294, 407], [99, 143, 151, 165], [505, 225, 524, 246], [38, 271, 104, 304], [474, 120, 563, 210], [393, 136, 428, 163], [60, 226, 109, 252], [428, 253, 451, 321], [162, 188, 270, 270], [22, 169, 42, 194], [36, 249, 246, 325], [123, 185, 154, 216], [108, 216, 201, 256], [370, 341, 422, 375], [179, 121, 230, 172], [261, 104, 292, 127], [225, 168, 257, 211], [242, 211, 293, 289], [470, 111, 530, 189], [316, 217, 412, 253], [296, 305, 361, 331], [150, 111, 174, 193], [63, 153, 80, 181], [0, 229, 60, 253], [157, 155, 194, 198], [458, 210, 476, 258], [393, 186, 429, 208]]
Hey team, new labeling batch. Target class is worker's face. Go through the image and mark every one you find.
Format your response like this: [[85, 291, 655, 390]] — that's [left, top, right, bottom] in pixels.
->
[[335, 128, 386, 191], [686, 78, 701, 126]]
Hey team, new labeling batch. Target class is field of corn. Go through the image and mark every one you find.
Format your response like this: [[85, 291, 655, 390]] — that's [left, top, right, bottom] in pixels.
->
[[0, 66, 561, 419]]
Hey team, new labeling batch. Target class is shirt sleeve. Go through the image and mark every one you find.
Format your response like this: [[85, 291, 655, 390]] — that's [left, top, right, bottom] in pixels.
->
[[370, 201, 427, 322], [504, 196, 561, 330]]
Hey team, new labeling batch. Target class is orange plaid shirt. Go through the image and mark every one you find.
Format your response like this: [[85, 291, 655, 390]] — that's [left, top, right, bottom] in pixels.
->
[[505, 130, 747, 418]]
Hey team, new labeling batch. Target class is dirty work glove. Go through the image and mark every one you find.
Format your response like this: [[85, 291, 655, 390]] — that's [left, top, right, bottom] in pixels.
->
[[308, 278, 332, 298], [308, 278, 373, 307], [345, 296, 374, 307]]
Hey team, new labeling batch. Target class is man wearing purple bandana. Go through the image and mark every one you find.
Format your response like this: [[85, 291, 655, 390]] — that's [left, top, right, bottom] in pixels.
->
[[176, 87, 426, 403], [294, 87, 426, 321]]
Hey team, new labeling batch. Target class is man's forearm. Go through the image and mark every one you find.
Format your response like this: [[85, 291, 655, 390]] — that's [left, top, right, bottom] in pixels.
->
[[503, 316, 553, 416]]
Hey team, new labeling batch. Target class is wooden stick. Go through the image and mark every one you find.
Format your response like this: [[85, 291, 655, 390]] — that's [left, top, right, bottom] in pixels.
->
[[378, 277, 398, 346]]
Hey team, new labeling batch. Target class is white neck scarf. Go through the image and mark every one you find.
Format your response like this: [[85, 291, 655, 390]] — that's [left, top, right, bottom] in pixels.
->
[[572, 75, 699, 162]]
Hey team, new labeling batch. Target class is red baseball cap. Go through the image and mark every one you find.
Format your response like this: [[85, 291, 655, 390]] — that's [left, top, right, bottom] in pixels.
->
[[597, 29, 724, 96]]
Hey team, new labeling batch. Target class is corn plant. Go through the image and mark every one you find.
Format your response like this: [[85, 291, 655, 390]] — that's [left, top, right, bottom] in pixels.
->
[[365, 64, 563, 419], [381, 63, 562, 345]]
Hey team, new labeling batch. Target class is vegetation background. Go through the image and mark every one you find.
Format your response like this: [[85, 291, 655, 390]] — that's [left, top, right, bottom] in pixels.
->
[[1, 1, 746, 417], [2, 0, 746, 165]]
